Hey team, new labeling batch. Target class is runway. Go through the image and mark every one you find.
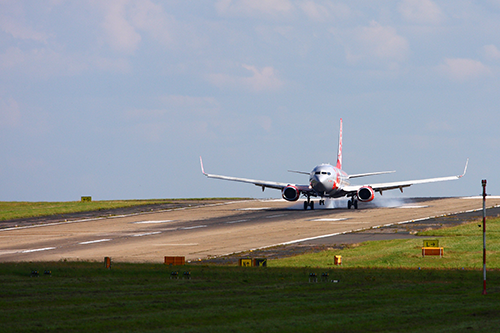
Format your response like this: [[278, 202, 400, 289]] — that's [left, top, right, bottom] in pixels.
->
[[1, 197, 499, 263]]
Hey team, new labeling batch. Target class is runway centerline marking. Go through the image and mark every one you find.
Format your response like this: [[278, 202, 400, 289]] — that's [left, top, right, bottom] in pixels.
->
[[180, 225, 207, 230], [265, 214, 286, 219], [309, 218, 348, 222], [226, 219, 248, 224], [22, 247, 56, 253], [133, 220, 173, 224], [132, 232, 162, 237], [153, 243, 198, 246], [397, 205, 429, 209], [79, 239, 112, 245], [237, 207, 271, 211]]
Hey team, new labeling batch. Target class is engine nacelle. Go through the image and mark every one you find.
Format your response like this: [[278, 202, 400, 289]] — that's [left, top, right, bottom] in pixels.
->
[[282, 185, 300, 201], [357, 186, 375, 202]]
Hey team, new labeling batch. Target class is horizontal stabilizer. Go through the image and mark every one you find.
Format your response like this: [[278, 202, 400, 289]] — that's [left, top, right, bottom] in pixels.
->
[[287, 170, 310, 175]]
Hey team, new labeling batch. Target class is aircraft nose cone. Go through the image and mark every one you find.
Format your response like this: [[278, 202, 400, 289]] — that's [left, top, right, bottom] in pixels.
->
[[311, 175, 327, 192]]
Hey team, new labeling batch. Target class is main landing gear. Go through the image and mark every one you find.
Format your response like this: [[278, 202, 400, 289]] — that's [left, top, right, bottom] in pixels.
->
[[347, 197, 358, 209]]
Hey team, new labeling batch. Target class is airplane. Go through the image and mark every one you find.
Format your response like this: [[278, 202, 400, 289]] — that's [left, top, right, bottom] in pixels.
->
[[200, 119, 468, 210]]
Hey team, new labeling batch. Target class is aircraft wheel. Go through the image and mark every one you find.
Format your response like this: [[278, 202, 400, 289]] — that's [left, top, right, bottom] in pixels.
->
[[304, 201, 308, 210], [310, 201, 315, 210], [347, 200, 352, 209], [354, 200, 358, 209]]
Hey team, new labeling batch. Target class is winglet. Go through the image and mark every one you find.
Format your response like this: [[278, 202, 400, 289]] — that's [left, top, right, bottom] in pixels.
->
[[200, 156, 207, 175], [459, 158, 469, 178]]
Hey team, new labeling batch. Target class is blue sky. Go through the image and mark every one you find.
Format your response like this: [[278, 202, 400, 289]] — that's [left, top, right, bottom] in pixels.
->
[[1, 0, 499, 201]]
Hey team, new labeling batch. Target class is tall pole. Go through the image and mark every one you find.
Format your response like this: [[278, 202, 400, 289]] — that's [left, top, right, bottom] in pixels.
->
[[482, 179, 487, 295]]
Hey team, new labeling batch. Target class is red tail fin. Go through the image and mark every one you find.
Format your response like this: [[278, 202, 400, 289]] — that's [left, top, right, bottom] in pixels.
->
[[336, 118, 343, 169]]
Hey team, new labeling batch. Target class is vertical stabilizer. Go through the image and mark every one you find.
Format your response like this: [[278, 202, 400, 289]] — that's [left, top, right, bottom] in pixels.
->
[[336, 118, 343, 169]]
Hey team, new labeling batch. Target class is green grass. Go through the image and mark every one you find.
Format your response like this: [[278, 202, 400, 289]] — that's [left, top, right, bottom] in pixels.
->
[[270, 218, 500, 270], [2, 212, 500, 331], [0, 198, 245, 221], [1, 262, 499, 332]]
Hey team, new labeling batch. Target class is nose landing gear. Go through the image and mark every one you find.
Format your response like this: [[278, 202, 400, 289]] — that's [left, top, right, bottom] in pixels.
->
[[303, 194, 315, 210], [304, 200, 315, 210]]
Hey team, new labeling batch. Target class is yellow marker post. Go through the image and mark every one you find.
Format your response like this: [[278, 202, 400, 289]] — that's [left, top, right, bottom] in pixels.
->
[[423, 240, 439, 248], [239, 258, 253, 267]]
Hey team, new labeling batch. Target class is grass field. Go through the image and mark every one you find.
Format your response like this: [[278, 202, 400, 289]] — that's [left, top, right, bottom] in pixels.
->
[[1, 262, 499, 332], [1, 218, 500, 332], [0, 198, 242, 221], [270, 217, 500, 270]]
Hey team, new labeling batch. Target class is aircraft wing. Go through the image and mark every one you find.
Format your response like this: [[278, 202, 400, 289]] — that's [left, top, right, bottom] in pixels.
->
[[200, 157, 310, 191], [342, 159, 468, 195]]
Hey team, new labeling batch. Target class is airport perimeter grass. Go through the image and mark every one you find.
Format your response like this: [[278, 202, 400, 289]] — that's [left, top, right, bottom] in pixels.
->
[[0, 198, 242, 221], [270, 218, 500, 270], [1, 262, 499, 333], [2, 219, 500, 332]]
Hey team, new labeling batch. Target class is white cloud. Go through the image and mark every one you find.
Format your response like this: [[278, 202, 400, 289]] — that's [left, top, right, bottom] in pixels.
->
[[338, 21, 409, 65], [98, 0, 177, 53], [299, 1, 351, 22], [398, 0, 444, 25], [0, 15, 48, 42], [440, 58, 491, 82], [215, 0, 294, 17], [300, 1, 330, 22], [208, 64, 284, 92], [129, 1, 175, 46], [100, 0, 142, 53], [0, 97, 21, 128], [483, 44, 500, 60]]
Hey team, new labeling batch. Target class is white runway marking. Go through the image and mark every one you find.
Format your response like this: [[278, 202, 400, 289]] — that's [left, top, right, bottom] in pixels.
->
[[180, 225, 207, 230], [397, 205, 429, 209], [22, 247, 56, 253], [226, 219, 248, 224], [133, 220, 173, 224], [132, 232, 162, 237], [237, 207, 271, 211], [309, 218, 348, 222], [153, 243, 198, 246], [79, 239, 111, 245], [0, 250, 20, 255], [265, 214, 286, 218]]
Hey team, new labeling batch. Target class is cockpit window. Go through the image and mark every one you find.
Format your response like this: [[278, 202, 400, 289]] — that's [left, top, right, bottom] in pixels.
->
[[315, 172, 321, 175]]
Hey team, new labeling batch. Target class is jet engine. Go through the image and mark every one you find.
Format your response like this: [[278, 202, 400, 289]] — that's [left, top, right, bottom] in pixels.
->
[[282, 185, 300, 201], [357, 186, 375, 202]]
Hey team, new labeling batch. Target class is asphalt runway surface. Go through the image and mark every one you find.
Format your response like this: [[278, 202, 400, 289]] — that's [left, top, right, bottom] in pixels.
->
[[1, 197, 499, 263]]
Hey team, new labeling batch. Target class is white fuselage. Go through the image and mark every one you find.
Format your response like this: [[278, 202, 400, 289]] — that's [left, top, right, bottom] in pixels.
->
[[309, 164, 349, 198]]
